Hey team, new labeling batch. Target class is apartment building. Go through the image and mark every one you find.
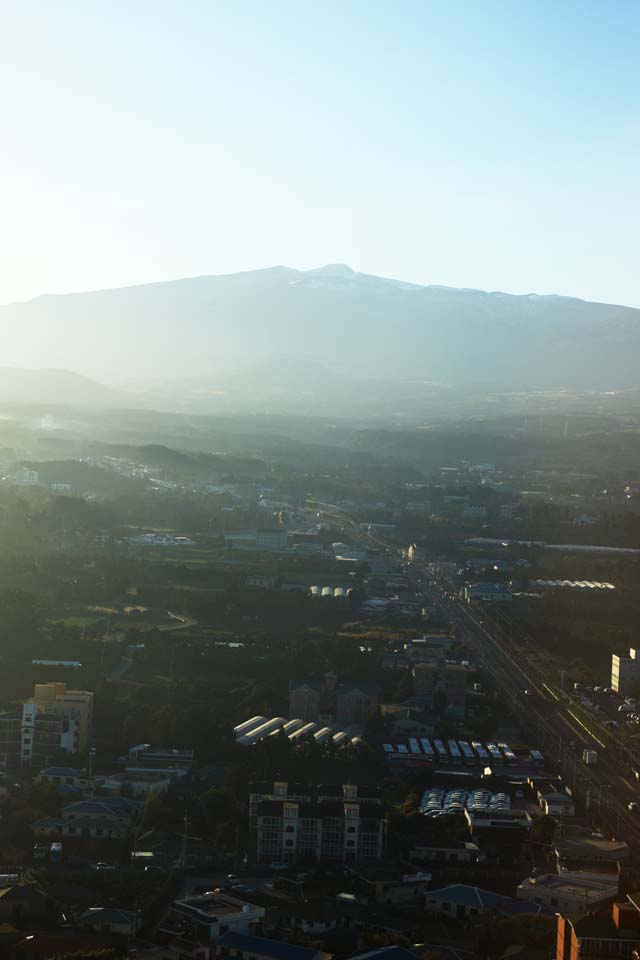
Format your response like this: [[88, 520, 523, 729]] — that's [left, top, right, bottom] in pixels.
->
[[256, 796, 387, 865], [611, 648, 640, 695], [22, 683, 93, 766], [556, 896, 640, 960], [249, 781, 312, 827]]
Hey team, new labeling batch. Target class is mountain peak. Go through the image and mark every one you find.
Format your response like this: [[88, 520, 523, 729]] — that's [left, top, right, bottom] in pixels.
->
[[307, 263, 355, 277]]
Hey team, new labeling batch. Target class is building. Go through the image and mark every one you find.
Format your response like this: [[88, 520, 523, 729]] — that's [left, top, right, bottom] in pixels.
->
[[425, 884, 507, 921], [611, 649, 640, 695], [556, 895, 640, 960], [518, 872, 618, 917], [158, 893, 265, 960], [37, 766, 89, 790], [32, 797, 141, 841], [256, 796, 387, 865], [464, 583, 512, 604], [409, 842, 483, 864], [21, 683, 93, 767], [256, 528, 288, 551], [0, 886, 57, 923], [554, 830, 629, 867], [127, 743, 194, 769], [78, 906, 142, 936], [217, 932, 326, 960], [0, 713, 23, 771], [288, 673, 378, 725], [249, 781, 312, 826]]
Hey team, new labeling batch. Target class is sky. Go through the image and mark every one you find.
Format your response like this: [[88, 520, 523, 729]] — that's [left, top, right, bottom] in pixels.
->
[[1, 0, 638, 307]]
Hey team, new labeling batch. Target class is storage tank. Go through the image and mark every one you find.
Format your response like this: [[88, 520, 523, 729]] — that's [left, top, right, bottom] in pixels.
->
[[321, 586, 333, 598], [309, 585, 320, 597], [238, 717, 286, 745], [334, 587, 347, 598], [314, 726, 333, 744], [233, 715, 267, 737], [289, 722, 318, 743]]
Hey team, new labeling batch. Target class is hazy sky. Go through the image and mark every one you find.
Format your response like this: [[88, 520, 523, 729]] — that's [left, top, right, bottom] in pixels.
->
[[1, 1, 638, 306]]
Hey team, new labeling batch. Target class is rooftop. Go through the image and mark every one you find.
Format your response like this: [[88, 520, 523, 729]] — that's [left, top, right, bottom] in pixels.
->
[[172, 893, 262, 921], [217, 932, 320, 960], [428, 884, 508, 909]]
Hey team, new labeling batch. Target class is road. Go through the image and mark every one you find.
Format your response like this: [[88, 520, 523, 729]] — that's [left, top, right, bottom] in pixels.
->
[[307, 497, 640, 843], [431, 579, 640, 845]]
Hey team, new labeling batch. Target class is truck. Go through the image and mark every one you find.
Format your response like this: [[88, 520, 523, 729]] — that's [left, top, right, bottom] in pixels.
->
[[582, 749, 598, 765]]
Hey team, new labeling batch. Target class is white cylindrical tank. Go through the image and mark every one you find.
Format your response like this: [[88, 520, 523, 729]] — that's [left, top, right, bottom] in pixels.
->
[[334, 587, 347, 598], [310, 585, 320, 596], [233, 715, 267, 736], [321, 586, 333, 598]]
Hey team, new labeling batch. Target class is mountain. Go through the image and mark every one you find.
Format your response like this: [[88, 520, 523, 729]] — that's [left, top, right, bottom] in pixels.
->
[[1, 264, 639, 390], [0, 367, 124, 407]]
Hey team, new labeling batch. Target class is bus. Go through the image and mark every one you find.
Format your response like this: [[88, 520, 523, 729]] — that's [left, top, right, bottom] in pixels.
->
[[420, 738, 435, 760], [459, 741, 476, 765], [486, 742, 504, 765], [448, 739, 462, 763], [529, 749, 544, 767], [472, 741, 490, 764], [498, 742, 517, 765], [433, 739, 449, 764]]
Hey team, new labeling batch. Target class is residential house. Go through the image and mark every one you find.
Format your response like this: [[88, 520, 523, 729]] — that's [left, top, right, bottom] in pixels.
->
[[425, 884, 508, 921], [158, 893, 265, 960], [518, 872, 618, 917], [78, 906, 143, 936], [217, 932, 326, 960], [0, 886, 57, 924]]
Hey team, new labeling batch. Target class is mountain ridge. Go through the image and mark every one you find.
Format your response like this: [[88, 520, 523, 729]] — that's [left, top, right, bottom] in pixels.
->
[[1, 265, 639, 390]]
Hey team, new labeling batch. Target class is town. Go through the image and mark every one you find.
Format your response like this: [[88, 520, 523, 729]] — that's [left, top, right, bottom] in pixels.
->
[[1, 409, 640, 960]]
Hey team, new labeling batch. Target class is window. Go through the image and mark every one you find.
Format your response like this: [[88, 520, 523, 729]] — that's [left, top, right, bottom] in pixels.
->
[[286, 839, 294, 846]]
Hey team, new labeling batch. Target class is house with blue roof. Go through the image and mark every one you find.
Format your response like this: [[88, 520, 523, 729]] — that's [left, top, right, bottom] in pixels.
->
[[347, 949, 419, 960], [425, 884, 508, 921], [217, 932, 327, 960]]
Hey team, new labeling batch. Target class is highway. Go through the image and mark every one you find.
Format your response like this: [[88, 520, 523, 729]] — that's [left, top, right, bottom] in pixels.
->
[[305, 497, 640, 847], [431, 580, 640, 846]]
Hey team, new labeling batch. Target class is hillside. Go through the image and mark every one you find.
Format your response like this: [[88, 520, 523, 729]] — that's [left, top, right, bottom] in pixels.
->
[[1, 265, 639, 390]]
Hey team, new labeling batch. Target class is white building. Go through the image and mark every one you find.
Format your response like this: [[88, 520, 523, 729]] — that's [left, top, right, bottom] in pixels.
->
[[611, 649, 640, 695], [517, 873, 618, 917]]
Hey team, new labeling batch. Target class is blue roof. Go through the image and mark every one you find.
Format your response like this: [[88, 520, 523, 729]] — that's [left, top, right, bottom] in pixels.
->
[[41, 767, 81, 777], [428, 884, 507, 908], [63, 797, 141, 817], [217, 933, 319, 960], [349, 950, 418, 960], [500, 900, 557, 917]]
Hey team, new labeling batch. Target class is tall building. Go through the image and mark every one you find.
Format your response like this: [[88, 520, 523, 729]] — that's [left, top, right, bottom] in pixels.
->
[[556, 895, 640, 960], [611, 649, 640, 695], [21, 683, 93, 767], [256, 795, 387, 865]]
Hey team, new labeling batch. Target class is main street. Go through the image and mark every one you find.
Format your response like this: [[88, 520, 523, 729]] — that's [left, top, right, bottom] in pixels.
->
[[306, 497, 640, 844], [432, 580, 640, 846]]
